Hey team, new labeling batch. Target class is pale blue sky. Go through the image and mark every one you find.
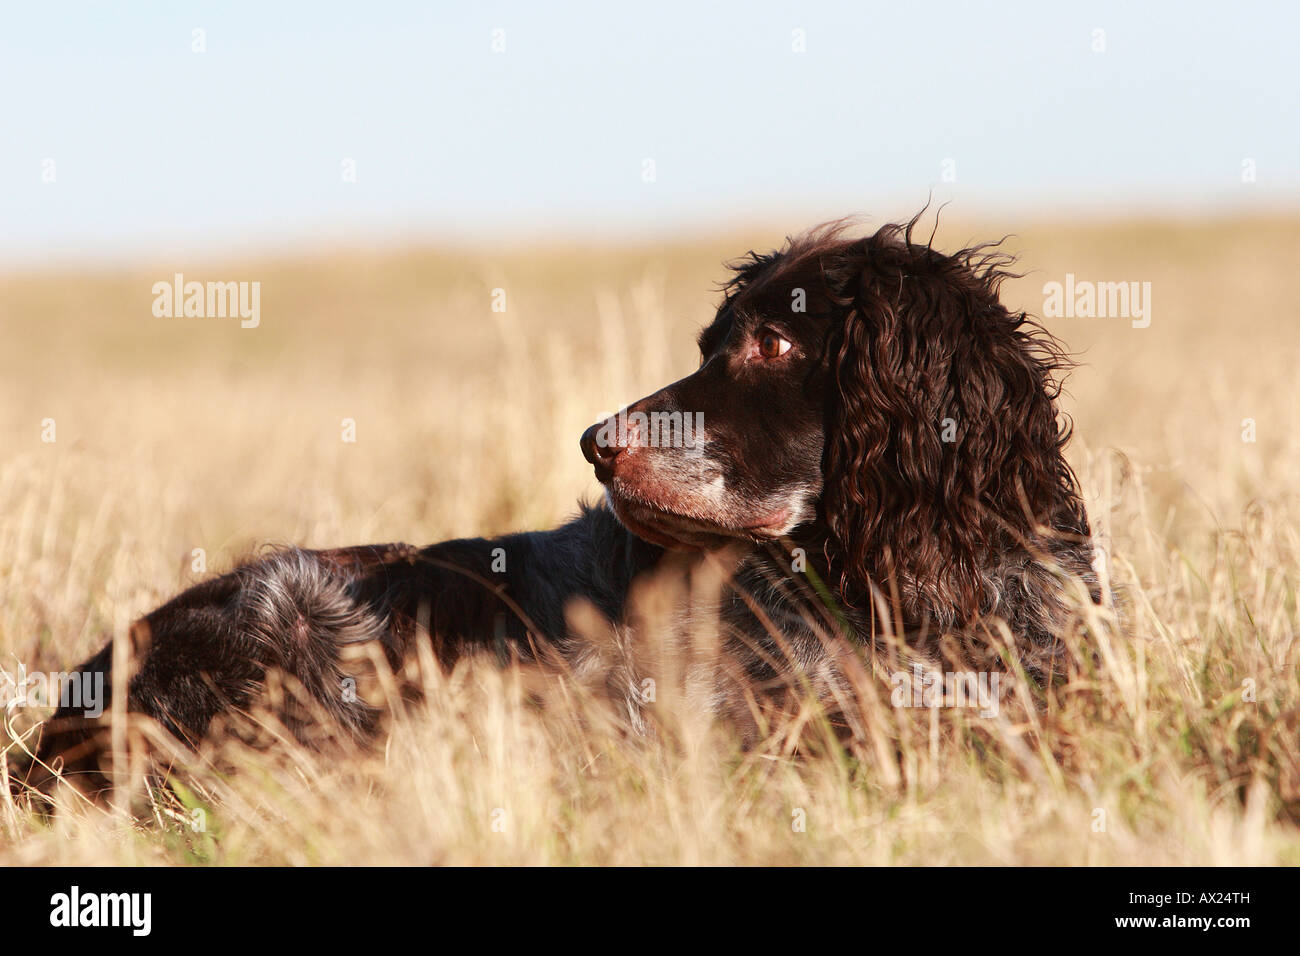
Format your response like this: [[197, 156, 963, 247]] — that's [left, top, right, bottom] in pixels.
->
[[2, 1, 1295, 264]]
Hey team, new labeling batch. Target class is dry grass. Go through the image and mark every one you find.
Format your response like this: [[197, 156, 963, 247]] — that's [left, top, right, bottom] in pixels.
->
[[1, 214, 1298, 865]]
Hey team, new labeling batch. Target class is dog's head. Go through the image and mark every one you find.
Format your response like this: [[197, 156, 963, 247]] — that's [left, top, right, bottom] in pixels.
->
[[581, 217, 1086, 620], [579, 233, 833, 551]]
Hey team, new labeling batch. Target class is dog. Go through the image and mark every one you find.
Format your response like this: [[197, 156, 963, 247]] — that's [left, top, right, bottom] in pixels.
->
[[18, 215, 1099, 798]]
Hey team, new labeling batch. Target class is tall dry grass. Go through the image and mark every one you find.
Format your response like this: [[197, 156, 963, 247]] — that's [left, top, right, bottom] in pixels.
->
[[1, 215, 1298, 864]]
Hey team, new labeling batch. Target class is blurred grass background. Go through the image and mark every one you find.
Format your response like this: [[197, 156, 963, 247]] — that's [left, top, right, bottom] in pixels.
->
[[2, 214, 1298, 864]]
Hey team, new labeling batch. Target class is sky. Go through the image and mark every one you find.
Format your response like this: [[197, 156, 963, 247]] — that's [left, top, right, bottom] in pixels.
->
[[1, 1, 1296, 264]]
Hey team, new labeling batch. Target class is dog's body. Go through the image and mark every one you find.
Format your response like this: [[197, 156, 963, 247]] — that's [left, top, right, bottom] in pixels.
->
[[22, 217, 1100, 798]]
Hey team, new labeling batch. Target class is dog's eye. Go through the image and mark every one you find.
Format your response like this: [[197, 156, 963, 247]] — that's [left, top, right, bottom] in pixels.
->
[[758, 331, 792, 360]]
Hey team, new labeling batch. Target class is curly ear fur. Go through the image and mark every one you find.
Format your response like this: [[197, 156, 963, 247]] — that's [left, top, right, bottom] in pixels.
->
[[817, 216, 1094, 644]]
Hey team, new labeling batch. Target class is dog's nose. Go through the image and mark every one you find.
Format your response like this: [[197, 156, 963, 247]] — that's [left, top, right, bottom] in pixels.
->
[[581, 421, 624, 480]]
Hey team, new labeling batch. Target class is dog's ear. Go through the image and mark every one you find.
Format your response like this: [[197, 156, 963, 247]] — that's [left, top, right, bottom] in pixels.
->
[[819, 230, 1085, 627]]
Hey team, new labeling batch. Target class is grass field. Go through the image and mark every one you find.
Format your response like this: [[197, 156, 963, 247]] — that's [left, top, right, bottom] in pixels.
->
[[2, 214, 1298, 865]]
